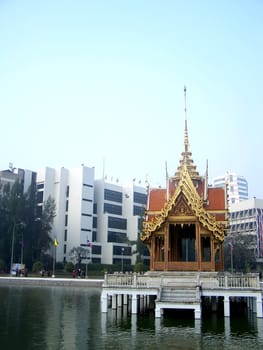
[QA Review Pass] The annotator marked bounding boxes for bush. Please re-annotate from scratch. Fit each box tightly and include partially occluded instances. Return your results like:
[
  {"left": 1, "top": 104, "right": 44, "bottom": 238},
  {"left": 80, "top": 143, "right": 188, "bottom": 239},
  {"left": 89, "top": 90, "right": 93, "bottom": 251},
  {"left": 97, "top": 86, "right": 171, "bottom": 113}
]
[
  {"left": 32, "top": 261, "right": 43, "bottom": 273},
  {"left": 64, "top": 262, "right": 74, "bottom": 273},
  {"left": 0, "top": 259, "right": 6, "bottom": 272},
  {"left": 134, "top": 262, "right": 147, "bottom": 273}
]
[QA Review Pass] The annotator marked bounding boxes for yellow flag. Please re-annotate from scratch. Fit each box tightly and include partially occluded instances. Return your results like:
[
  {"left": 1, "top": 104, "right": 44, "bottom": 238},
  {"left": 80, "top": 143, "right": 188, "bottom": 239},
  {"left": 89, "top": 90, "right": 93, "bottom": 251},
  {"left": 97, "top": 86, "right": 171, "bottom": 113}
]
[{"left": 54, "top": 238, "right": 58, "bottom": 247}]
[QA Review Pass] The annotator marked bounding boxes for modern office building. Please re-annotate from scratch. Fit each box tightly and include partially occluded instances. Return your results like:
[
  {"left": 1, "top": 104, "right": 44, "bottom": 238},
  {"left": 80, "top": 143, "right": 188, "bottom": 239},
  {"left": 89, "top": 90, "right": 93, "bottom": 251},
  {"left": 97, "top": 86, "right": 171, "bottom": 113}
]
[
  {"left": 212, "top": 172, "right": 248, "bottom": 204},
  {"left": 228, "top": 198, "right": 263, "bottom": 260},
  {"left": 93, "top": 179, "right": 148, "bottom": 266},
  {"left": 36, "top": 166, "right": 148, "bottom": 266},
  {"left": 0, "top": 166, "right": 36, "bottom": 194},
  {"left": 36, "top": 165, "right": 95, "bottom": 263}
]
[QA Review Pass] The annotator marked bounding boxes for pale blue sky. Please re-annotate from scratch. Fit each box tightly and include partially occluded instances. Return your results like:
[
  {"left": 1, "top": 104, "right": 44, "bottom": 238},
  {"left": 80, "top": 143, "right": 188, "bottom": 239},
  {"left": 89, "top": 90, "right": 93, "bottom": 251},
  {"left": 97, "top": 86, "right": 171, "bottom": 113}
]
[{"left": 1, "top": 0, "right": 263, "bottom": 197}]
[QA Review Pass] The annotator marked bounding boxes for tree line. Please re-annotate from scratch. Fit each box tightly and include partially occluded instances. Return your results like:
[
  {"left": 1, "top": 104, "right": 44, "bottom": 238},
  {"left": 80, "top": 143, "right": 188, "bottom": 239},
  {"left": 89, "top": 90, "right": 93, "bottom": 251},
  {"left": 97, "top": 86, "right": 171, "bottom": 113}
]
[{"left": 0, "top": 180, "right": 55, "bottom": 272}]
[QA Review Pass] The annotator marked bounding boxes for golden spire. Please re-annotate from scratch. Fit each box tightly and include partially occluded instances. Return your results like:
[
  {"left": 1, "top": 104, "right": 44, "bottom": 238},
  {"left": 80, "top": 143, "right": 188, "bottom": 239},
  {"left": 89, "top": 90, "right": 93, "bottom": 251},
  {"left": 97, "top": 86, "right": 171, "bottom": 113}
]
[{"left": 173, "top": 86, "right": 200, "bottom": 181}]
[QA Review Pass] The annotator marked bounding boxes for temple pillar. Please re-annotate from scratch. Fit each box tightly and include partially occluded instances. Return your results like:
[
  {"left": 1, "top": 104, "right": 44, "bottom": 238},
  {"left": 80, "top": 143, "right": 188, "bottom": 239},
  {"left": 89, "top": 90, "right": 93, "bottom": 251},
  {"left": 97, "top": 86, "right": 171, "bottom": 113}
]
[{"left": 224, "top": 295, "right": 230, "bottom": 317}]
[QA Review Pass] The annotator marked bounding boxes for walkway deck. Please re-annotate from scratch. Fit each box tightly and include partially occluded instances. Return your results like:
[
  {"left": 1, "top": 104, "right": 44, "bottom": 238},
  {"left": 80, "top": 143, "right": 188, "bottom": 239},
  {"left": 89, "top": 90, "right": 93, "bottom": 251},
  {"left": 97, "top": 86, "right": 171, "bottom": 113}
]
[{"left": 101, "top": 271, "right": 263, "bottom": 319}]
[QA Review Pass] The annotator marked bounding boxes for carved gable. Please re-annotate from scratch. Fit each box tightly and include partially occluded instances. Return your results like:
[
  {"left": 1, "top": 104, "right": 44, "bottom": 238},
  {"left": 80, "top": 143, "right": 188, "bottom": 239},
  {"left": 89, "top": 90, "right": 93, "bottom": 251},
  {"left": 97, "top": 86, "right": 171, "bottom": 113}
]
[{"left": 172, "top": 194, "right": 193, "bottom": 217}]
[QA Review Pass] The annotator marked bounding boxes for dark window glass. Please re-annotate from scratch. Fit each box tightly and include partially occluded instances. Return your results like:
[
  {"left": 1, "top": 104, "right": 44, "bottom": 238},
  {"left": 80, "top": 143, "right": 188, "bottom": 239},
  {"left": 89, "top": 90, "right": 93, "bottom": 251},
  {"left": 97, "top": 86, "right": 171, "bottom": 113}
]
[
  {"left": 113, "top": 246, "right": 131, "bottom": 255},
  {"left": 104, "top": 203, "right": 122, "bottom": 215},
  {"left": 37, "top": 191, "right": 43, "bottom": 203},
  {"left": 108, "top": 216, "right": 127, "bottom": 230},
  {"left": 133, "top": 205, "right": 145, "bottom": 216},
  {"left": 133, "top": 192, "right": 147, "bottom": 204},
  {"left": 108, "top": 231, "right": 126, "bottom": 243},
  {"left": 104, "top": 189, "right": 122, "bottom": 203},
  {"left": 66, "top": 186, "right": 69, "bottom": 197},
  {"left": 92, "top": 231, "right": 97, "bottom": 241},
  {"left": 93, "top": 217, "right": 97, "bottom": 228},
  {"left": 64, "top": 244, "right": 67, "bottom": 254},
  {"left": 92, "top": 245, "right": 101, "bottom": 254},
  {"left": 37, "top": 183, "right": 44, "bottom": 189},
  {"left": 64, "top": 230, "right": 67, "bottom": 241},
  {"left": 66, "top": 200, "right": 69, "bottom": 212},
  {"left": 93, "top": 203, "right": 97, "bottom": 214},
  {"left": 65, "top": 215, "right": 68, "bottom": 226}
]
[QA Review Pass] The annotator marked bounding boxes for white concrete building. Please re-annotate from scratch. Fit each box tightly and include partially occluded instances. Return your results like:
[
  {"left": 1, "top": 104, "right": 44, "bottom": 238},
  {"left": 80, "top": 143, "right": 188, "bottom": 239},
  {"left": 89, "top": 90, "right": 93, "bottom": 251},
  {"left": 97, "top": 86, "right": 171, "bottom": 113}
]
[
  {"left": 93, "top": 179, "right": 147, "bottom": 266},
  {"left": 37, "top": 165, "right": 95, "bottom": 263},
  {"left": 213, "top": 172, "right": 248, "bottom": 204},
  {"left": 229, "top": 198, "right": 263, "bottom": 260},
  {"left": 0, "top": 167, "right": 36, "bottom": 194}
]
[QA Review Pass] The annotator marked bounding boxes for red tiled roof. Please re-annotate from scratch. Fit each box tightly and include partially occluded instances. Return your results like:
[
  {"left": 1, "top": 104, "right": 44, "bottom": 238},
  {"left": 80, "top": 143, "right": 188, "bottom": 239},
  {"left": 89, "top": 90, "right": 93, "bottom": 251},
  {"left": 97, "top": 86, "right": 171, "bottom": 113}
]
[
  {"left": 148, "top": 189, "right": 166, "bottom": 211},
  {"left": 207, "top": 187, "right": 225, "bottom": 210}
]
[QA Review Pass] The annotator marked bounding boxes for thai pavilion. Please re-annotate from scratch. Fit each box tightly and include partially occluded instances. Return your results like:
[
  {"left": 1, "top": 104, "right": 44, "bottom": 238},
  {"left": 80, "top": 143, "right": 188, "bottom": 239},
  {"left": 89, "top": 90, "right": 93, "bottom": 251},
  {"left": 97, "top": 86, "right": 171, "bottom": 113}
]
[{"left": 141, "top": 88, "right": 228, "bottom": 272}]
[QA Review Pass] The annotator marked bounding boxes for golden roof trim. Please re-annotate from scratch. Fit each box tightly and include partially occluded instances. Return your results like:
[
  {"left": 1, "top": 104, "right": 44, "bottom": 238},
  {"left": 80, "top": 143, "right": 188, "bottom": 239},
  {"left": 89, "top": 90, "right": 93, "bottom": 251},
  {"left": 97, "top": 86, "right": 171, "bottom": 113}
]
[{"left": 142, "top": 164, "right": 226, "bottom": 242}]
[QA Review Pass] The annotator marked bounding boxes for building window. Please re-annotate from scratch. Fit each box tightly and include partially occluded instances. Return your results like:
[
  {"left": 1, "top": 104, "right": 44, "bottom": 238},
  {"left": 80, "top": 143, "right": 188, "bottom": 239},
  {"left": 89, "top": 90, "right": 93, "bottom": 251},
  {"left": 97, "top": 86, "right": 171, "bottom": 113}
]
[
  {"left": 37, "top": 183, "right": 44, "bottom": 189},
  {"left": 66, "top": 186, "right": 69, "bottom": 197},
  {"left": 113, "top": 246, "right": 131, "bottom": 255},
  {"left": 64, "top": 244, "right": 67, "bottom": 254},
  {"left": 104, "top": 189, "right": 122, "bottom": 203},
  {"left": 65, "top": 215, "right": 68, "bottom": 226},
  {"left": 66, "top": 200, "right": 69, "bottom": 212},
  {"left": 93, "top": 203, "right": 97, "bottom": 214},
  {"left": 133, "top": 192, "right": 147, "bottom": 205},
  {"left": 64, "top": 230, "right": 67, "bottom": 241},
  {"left": 108, "top": 231, "right": 126, "bottom": 243},
  {"left": 92, "top": 245, "right": 101, "bottom": 254},
  {"left": 108, "top": 216, "right": 127, "bottom": 230},
  {"left": 104, "top": 203, "right": 122, "bottom": 215},
  {"left": 133, "top": 205, "right": 145, "bottom": 216},
  {"left": 37, "top": 191, "right": 43, "bottom": 204},
  {"left": 93, "top": 217, "right": 97, "bottom": 228}
]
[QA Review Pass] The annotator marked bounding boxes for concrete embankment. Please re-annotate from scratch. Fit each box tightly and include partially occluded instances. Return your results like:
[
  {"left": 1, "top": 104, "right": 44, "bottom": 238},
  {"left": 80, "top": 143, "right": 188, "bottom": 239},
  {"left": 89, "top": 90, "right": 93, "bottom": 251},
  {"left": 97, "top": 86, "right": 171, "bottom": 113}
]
[{"left": 0, "top": 276, "right": 104, "bottom": 287}]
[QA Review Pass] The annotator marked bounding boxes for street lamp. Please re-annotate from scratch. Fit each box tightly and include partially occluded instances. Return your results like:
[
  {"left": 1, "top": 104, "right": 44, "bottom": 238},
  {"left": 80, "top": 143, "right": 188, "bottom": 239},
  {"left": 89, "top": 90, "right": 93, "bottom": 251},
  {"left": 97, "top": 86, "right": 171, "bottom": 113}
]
[
  {"left": 121, "top": 247, "right": 124, "bottom": 273},
  {"left": 10, "top": 222, "right": 25, "bottom": 276}
]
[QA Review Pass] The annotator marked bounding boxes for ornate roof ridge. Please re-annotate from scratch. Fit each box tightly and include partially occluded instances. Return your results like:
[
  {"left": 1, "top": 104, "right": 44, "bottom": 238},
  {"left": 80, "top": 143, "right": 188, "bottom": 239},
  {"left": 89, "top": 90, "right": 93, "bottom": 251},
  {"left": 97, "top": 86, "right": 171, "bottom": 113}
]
[{"left": 142, "top": 164, "right": 225, "bottom": 242}]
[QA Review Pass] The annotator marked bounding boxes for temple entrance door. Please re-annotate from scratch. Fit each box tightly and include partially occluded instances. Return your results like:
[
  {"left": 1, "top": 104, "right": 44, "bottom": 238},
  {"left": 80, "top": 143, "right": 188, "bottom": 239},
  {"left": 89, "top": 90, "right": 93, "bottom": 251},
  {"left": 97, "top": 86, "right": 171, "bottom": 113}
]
[{"left": 169, "top": 223, "right": 196, "bottom": 262}]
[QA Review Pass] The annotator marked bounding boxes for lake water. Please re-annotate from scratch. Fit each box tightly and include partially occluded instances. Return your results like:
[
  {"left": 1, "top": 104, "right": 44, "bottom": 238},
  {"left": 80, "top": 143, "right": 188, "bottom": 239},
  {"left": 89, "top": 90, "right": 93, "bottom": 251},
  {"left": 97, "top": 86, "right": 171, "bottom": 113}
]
[{"left": 0, "top": 285, "right": 263, "bottom": 350}]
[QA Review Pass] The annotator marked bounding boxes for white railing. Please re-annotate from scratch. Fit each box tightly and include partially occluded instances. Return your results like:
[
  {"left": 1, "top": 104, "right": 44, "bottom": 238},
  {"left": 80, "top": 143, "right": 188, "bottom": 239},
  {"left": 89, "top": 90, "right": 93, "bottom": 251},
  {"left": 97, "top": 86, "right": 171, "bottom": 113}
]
[
  {"left": 216, "top": 273, "right": 259, "bottom": 289},
  {"left": 103, "top": 272, "right": 261, "bottom": 290}
]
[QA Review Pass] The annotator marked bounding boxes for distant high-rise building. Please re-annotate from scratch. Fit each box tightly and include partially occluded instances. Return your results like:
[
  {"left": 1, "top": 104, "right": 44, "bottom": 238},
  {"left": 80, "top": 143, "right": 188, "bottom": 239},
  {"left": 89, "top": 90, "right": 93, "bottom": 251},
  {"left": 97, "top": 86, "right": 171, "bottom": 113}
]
[
  {"left": 37, "top": 165, "right": 95, "bottom": 263},
  {"left": 93, "top": 179, "right": 148, "bottom": 266},
  {"left": 0, "top": 167, "right": 36, "bottom": 194},
  {"left": 36, "top": 166, "right": 148, "bottom": 266},
  {"left": 228, "top": 198, "right": 263, "bottom": 260},
  {"left": 212, "top": 173, "right": 248, "bottom": 204}
]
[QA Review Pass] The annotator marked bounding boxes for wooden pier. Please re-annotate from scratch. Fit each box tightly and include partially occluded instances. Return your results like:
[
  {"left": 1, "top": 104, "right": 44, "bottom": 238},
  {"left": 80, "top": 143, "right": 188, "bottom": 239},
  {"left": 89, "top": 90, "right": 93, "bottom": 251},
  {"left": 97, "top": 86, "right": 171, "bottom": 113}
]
[{"left": 101, "top": 271, "right": 263, "bottom": 319}]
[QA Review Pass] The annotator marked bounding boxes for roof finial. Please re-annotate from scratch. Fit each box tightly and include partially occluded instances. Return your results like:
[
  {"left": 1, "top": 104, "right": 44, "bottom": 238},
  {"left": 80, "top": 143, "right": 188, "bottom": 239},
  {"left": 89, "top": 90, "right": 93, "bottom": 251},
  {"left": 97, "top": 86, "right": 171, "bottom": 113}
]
[
  {"left": 184, "top": 86, "right": 189, "bottom": 152},
  {"left": 173, "top": 86, "right": 200, "bottom": 180}
]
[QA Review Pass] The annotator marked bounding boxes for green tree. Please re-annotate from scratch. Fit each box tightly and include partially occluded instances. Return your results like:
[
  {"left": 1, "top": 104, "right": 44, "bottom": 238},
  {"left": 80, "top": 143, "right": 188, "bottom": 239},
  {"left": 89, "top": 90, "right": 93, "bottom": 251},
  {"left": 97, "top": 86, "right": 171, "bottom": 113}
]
[
  {"left": 0, "top": 181, "right": 56, "bottom": 270},
  {"left": 224, "top": 234, "right": 257, "bottom": 272},
  {"left": 68, "top": 246, "right": 89, "bottom": 268}
]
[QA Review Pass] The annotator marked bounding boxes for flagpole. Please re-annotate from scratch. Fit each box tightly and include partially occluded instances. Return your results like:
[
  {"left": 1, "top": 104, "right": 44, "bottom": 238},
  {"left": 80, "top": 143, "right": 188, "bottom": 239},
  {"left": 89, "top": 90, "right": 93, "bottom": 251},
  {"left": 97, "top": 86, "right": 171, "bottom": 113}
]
[{"left": 52, "top": 238, "right": 58, "bottom": 278}]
